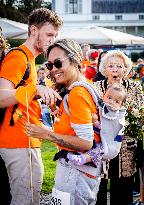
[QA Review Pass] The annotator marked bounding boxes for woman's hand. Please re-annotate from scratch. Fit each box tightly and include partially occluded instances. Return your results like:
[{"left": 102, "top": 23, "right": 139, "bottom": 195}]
[
  {"left": 26, "top": 123, "right": 52, "bottom": 139},
  {"left": 36, "top": 85, "right": 62, "bottom": 106},
  {"left": 26, "top": 123, "right": 93, "bottom": 150}
]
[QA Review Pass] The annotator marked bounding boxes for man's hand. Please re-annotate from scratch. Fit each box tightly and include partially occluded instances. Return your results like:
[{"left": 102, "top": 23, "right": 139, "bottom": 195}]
[{"left": 36, "top": 85, "right": 62, "bottom": 105}]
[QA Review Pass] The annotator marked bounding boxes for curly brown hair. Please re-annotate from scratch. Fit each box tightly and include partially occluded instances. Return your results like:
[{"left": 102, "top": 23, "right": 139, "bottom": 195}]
[{"left": 28, "top": 8, "right": 63, "bottom": 36}]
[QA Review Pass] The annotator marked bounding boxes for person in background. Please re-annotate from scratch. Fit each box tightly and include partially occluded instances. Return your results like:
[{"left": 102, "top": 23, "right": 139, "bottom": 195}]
[
  {"left": 26, "top": 39, "right": 102, "bottom": 205},
  {"left": 94, "top": 50, "right": 143, "bottom": 205},
  {"left": 37, "top": 66, "right": 47, "bottom": 86},
  {"left": 126, "top": 68, "right": 136, "bottom": 80},
  {"left": 37, "top": 65, "right": 53, "bottom": 87},
  {"left": 0, "top": 27, "right": 11, "bottom": 205},
  {"left": 37, "top": 66, "right": 53, "bottom": 127},
  {"left": 85, "top": 49, "right": 99, "bottom": 81},
  {"left": 0, "top": 8, "right": 62, "bottom": 205},
  {"left": 140, "top": 66, "right": 144, "bottom": 82},
  {"left": 137, "top": 58, "right": 144, "bottom": 78},
  {"left": 81, "top": 43, "right": 91, "bottom": 75},
  {"left": 94, "top": 50, "right": 107, "bottom": 82},
  {"left": 0, "top": 27, "right": 10, "bottom": 61}
]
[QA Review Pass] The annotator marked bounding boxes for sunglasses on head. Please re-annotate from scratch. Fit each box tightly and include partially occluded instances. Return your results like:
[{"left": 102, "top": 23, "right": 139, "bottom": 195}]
[{"left": 45, "top": 54, "right": 74, "bottom": 71}]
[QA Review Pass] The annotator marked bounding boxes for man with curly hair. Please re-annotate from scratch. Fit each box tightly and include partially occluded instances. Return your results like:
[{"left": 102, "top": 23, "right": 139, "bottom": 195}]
[{"left": 0, "top": 8, "right": 62, "bottom": 205}]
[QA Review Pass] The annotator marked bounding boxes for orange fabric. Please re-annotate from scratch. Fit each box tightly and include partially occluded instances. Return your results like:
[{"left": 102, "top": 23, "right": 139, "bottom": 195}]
[
  {"left": 80, "top": 171, "right": 97, "bottom": 179},
  {"left": 81, "top": 59, "right": 90, "bottom": 76},
  {"left": 81, "top": 59, "right": 90, "bottom": 69},
  {"left": 0, "top": 45, "right": 42, "bottom": 148},
  {"left": 54, "top": 86, "right": 100, "bottom": 151},
  {"left": 45, "top": 78, "right": 53, "bottom": 88}
]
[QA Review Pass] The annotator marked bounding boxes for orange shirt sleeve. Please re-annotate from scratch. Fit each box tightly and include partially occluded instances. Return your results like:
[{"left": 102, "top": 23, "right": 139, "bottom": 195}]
[
  {"left": 68, "top": 86, "right": 96, "bottom": 125},
  {"left": 0, "top": 50, "right": 27, "bottom": 87}
]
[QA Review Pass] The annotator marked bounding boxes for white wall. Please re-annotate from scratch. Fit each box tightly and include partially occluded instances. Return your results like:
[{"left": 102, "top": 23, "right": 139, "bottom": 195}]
[{"left": 52, "top": 0, "right": 144, "bottom": 36}]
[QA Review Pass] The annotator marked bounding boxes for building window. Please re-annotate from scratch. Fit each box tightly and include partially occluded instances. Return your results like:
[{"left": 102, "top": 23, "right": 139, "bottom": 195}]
[
  {"left": 65, "top": 0, "right": 82, "bottom": 14},
  {"left": 93, "top": 15, "right": 100, "bottom": 20},
  {"left": 139, "top": 15, "right": 144, "bottom": 20},
  {"left": 115, "top": 15, "right": 122, "bottom": 21}
]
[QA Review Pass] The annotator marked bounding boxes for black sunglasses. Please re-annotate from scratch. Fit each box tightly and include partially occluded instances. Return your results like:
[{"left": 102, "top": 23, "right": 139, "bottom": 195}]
[
  {"left": 45, "top": 54, "right": 75, "bottom": 71},
  {"left": 45, "top": 56, "right": 71, "bottom": 71},
  {"left": 45, "top": 59, "right": 63, "bottom": 71}
]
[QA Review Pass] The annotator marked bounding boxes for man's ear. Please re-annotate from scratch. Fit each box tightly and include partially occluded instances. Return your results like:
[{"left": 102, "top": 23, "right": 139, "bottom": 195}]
[{"left": 29, "top": 25, "right": 38, "bottom": 36}]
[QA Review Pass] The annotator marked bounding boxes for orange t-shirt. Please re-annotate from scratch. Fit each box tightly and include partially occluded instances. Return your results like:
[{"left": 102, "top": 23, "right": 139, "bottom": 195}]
[
  {"left": 0, "top": 45, "right": 42, "bottom": 148},
  {"left": 54, "top": 86, "right": 100, "bottom": 151}
]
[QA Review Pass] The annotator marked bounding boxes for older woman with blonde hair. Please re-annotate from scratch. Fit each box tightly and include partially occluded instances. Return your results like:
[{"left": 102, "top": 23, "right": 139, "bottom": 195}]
[{"left": 94, "top": 50, "right": 144, "bottom": 205}]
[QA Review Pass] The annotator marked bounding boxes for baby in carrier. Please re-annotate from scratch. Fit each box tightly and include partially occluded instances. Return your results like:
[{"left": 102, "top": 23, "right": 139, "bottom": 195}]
[{"left": 67, "top": 83, "right": 127, "bottom": 167}]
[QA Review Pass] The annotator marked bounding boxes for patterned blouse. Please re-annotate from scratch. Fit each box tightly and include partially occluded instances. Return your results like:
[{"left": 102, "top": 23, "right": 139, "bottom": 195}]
[{"left": 94, "top": 79, "right": 144, "bottom": 177}]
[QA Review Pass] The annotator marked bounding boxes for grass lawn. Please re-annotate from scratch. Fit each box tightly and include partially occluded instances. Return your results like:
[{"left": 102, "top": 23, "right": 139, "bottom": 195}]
[{"left": 41, "top": 140, "right": 57, "bottom": 193}]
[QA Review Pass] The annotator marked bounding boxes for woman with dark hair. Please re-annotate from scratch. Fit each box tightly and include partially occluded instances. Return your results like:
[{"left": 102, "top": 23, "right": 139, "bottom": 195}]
[{"left": 26, "top": 39, "right": 102, "bottom": 205}]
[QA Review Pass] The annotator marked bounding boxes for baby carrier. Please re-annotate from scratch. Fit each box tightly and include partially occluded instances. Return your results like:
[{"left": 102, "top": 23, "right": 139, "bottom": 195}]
[{"left": 62, "top": 81, "right": 126, "bottom": 160}]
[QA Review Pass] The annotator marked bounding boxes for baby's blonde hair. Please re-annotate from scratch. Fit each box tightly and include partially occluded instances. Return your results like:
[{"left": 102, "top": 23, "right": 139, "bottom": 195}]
[{"left": 107, "top": 83, "right": 127, "bottom": 102}]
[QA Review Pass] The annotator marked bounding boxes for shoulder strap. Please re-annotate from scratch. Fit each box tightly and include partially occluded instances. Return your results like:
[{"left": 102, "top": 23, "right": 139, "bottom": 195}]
[
  {"left": 100, "top": 79, "right": 108, "bottom": 94},
  {"left": 0, "top": 50, "right": 6, "bottom": 66},
  {"left": 5, "top": 47, "right": 30, "bottom": 88},
  {"left": 7, "top": 47, "right": 30, "bottom": 126},
  {"left": 63, "top": 81, "right": 103, "bottom": 116},
  {"left": 0, "top": 47, "right": 31, "bottom": 126}
]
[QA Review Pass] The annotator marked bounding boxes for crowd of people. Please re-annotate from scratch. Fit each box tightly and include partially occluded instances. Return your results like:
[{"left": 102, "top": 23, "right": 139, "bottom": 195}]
[{"left": 0, "top": 7, "right": 144, "bottom": 205}]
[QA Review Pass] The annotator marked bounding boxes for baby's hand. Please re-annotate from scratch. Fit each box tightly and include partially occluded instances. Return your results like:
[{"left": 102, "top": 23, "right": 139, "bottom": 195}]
[{"left": 92, "top": 113, "right": 100, "bottom": 128}]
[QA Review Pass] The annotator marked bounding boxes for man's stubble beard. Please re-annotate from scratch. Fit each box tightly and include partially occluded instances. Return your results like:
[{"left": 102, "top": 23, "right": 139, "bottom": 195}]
[{"left": 34, "top": 34, "right": 43, "bottom": 53}]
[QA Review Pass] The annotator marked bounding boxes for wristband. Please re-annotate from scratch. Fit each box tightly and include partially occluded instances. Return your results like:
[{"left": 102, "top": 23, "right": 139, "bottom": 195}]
[{"left": 15, "top": 83, "right": 37, "bottom": 106}]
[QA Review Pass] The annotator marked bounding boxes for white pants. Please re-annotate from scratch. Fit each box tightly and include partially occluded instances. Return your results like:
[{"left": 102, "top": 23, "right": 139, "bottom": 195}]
[
  {"left": 54, "top": 158, "right": 101, "bottom": 205},
  {"left": 0, "top": 148, "right": 44, "bottom": 205}
]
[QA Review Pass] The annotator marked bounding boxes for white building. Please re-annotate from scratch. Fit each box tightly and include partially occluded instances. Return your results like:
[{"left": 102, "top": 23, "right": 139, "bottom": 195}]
[{"left": 52, "top": 0, "right": 144, "bottom": 37}]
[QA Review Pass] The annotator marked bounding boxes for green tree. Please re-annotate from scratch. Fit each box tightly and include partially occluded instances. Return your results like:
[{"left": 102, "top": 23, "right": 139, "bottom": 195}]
[
  {"left": 131, "top": 52, "right": 140, "bottom": 62},
  {"left": 18, "top": 0, "right": 51, "bottom": 16},
  {"left": 5, "top": 0, "right": 16, "bottom": 6},
  {"left": 42, "top": 1, "right": 51, "bottom": 9},
  {"left": 140, "top": 51, "right": 144, "bottom": 59},
  {"left": 0, "top": 0, "right": 52, "bottom": 23},
  {"left": 18, "top": 0, "right": 42, "bottom": 15}
]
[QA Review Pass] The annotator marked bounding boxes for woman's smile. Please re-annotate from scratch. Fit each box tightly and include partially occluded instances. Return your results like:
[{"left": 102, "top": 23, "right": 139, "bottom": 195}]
[{"left": 54, "top": 72, "right": 63, "bottom": 81}]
